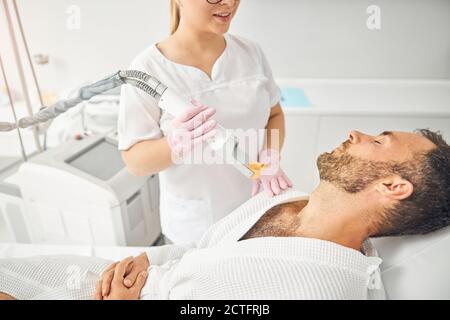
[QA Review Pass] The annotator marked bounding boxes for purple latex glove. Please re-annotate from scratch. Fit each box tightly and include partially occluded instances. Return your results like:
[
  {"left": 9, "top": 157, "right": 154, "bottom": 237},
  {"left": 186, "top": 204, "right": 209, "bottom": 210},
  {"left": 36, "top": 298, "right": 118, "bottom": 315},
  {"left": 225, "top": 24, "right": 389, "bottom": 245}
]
[
  {"left": 251, "top": 148, "right": 294, "bottom": 197},
  {"left": 167, "top": 100, "right": 217, "bottom": 161}
]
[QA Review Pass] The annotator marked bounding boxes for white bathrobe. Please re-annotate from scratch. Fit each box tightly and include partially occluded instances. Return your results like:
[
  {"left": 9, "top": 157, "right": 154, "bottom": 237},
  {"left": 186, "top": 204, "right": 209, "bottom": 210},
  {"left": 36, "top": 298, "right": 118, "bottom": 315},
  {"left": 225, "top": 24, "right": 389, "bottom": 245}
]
[{"left": 0, "top": 189, "right": 385, "bottom": 300}]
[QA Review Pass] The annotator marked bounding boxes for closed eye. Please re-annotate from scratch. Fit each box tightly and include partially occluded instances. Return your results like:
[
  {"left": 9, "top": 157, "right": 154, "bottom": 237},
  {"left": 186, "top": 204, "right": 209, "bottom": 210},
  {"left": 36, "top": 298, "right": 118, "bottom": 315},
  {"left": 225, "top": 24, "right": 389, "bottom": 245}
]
[{"left": 374, "top": 140, "right": 382, "bottom": 145}]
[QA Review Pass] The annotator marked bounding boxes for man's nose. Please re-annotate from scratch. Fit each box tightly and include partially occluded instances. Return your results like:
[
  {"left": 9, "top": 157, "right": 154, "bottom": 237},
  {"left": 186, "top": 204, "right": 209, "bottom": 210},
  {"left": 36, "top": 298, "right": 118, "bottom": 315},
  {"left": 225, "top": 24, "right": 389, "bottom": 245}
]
[{"left": 348, "top": 130, "right": 368, "bottom": 144}]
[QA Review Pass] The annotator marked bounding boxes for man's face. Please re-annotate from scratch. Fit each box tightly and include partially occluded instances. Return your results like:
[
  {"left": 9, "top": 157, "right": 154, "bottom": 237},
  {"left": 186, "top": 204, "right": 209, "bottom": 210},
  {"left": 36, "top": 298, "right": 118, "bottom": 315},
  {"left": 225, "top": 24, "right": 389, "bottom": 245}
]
[{"left": 317, "top": 131, "right": 436, "bottom": 193}]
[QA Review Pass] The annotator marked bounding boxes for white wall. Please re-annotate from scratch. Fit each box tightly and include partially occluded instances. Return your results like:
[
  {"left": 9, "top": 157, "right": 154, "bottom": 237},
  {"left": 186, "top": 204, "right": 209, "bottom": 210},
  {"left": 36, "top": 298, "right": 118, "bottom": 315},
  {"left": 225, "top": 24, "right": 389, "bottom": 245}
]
[
  {"left": 9, "top": 0, "right": 170, "bottom": 93},
  {"left": 7, "top": 0, "right": 450, "bottom": 93},
  {"left": 235, "top": 0, "right": 450, "bottom": 79}
]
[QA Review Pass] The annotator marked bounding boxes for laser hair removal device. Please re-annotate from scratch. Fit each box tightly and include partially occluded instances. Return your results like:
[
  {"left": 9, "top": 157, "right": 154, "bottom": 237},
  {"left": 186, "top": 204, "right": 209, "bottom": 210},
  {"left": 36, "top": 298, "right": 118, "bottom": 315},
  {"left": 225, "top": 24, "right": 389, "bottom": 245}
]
[{"left": 0, "top": 70, "right": 265, "bottom": 179}]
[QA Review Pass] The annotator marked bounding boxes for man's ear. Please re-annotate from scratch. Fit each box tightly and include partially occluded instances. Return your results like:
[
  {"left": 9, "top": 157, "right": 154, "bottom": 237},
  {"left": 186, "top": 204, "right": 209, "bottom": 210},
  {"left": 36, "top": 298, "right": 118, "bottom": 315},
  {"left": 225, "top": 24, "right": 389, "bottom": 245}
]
[{"left": 375, "top": 176, "right": 414, "bottom": 201}]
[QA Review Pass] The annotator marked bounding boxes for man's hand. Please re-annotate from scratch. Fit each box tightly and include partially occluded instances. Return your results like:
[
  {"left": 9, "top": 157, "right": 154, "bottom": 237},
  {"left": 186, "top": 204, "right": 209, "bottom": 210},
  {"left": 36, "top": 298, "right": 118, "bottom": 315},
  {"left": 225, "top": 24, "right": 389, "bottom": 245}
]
[
  {"left": 95, "top": 257, "right": 148, "bottom": 300},
  {"left": 95, "top": 253, "right": 150, "bottom": 300}
]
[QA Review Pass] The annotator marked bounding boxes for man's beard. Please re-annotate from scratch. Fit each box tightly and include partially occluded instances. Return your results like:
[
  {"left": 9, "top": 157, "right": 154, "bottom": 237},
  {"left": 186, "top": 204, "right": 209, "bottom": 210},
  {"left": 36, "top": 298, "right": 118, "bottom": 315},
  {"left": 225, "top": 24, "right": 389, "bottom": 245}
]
[{"left": 317, "top": 144, "right": 395, "bottom": 193}]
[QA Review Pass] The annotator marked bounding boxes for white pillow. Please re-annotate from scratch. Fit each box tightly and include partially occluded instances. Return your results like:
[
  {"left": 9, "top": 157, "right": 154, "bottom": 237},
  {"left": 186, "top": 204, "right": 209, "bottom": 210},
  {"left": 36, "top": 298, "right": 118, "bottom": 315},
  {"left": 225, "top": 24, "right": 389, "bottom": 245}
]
[{"left": 372, "top": 225, "right": 450, "bottom": 300}]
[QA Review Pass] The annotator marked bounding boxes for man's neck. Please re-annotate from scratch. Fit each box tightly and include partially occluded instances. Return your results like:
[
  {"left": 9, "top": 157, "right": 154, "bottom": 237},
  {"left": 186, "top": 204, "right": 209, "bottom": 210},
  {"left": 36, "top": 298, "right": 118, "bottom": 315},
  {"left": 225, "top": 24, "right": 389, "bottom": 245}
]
[{"left": 294, "top": 182, "right": 374, "bottom": 251}]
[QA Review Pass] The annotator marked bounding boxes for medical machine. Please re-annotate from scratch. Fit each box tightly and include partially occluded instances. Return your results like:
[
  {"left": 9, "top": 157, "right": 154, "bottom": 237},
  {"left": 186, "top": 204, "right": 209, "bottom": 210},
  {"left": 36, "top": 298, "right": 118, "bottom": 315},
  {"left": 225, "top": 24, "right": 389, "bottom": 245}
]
[
  {"left": 0, "top": 175, "right": 30, "bottom": 243},
  {"left": 0, "top": 70, "right": 266, "bottom": 180},
  {"left": 6, "top": 132, "right": 161, "bottom": 246}
]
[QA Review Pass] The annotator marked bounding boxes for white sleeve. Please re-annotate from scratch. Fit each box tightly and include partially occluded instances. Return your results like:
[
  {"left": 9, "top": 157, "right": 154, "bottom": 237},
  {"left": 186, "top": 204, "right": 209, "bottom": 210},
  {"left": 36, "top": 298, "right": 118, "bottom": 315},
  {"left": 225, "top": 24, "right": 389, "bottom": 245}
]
[
  {"left": 117, "top": 58, "right": 164, "bottom": 151},
  {"left": 140, "top": 243, "right": 197, "bottom": 300},
  {"left": 256, "top": 44, "right": 281, "bottom": 108}
]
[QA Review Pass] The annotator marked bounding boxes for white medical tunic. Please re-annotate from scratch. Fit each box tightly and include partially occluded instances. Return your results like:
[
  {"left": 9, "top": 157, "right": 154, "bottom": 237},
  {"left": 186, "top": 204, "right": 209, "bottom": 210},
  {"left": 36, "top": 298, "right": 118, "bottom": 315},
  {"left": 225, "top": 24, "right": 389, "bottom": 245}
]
[{"left": 117, "top": 34, "right": 281, "bottom": 244}]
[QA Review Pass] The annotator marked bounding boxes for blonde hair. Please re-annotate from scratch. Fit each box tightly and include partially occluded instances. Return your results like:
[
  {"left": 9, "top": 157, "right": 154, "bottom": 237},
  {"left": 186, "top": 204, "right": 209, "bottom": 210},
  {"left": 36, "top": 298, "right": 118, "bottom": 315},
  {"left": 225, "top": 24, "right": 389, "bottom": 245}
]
[{"left": 170, "top": 0, "right": 181, "bottom": 35}]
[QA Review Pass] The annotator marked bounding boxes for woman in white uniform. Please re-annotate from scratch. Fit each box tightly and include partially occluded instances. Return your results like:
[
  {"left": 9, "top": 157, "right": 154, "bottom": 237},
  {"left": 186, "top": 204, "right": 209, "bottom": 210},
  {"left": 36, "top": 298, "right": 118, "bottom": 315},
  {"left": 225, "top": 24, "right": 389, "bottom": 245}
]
[{"left": 118, "top": 0, "right": 293, "bottom": 244}]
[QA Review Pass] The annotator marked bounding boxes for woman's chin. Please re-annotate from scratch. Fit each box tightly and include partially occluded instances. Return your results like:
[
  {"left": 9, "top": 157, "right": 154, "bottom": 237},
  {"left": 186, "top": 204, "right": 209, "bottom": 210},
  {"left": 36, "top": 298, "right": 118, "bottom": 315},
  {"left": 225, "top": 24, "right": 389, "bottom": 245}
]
[
  {"left": 211, "top": 25, "right": 231, "bottom": 36},
  {"left": 208, "top": 21, "right": 232, "bottom": 34}
]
